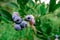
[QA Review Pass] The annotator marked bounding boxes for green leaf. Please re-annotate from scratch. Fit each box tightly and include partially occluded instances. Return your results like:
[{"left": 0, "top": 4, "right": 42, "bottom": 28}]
[
  {"left": 0, "top": 0, "right": 11, "bottom": 2},
  {"left": 49, "top": 0, "right": 56, "bottom": 12},
  {"left": 3, "top": 2, "right": 19, "bottom": 12},
  {"left": 40, "top": 4, "right": 46, "bottom": 15},
  {"left": 36, "top": 3, "right": 46, "bottom": 15},
  {"left": 0, "top": 9, "right": 12, "bottom": 21},
  {"left": 17, "top": 0, "right": 29, "bottom": 5},
  {"left": 27, "top": 0, "right": 35, "bottom": 8},
  {"left": 2, "top": 16, "right": 9, "bottom": 23},
  {"left": 19, "top": 10, "right": 26, "bottom": 17},
  {"left": 45, "top": 23, "right": 52, "bottom": 36},
  {"left": 6, "top": 2, "right": 18, "bottom": 8},
  {"left": 53, "top": 3, "right": 60, "bottom": 12},
  {"left": 0, "top": 13, "right": 1, "bottom": 22}
]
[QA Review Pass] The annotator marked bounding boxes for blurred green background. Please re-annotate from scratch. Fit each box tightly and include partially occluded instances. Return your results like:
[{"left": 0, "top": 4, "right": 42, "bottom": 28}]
[{"left": 0, "top": 0, "right": 60, "bottom": 40}]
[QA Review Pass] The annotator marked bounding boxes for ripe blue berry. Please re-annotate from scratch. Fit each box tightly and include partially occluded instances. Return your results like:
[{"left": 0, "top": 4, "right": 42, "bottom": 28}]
[
  {"left": 12, "top": 12, "right": 19, "bottom": 19},
  {"left": 13, "top": 16, "right": 22, "bottom": 24},
  {"left": 12, "top": 12, "right": 22, "bottom": 24},
  {"left": 14, "top": 23, "right": 21, "bottom": 31},
  {"left": 20, "top": 21, "right": 27, "bottom": 29},
  {"left": 25, "top": 15, "right": 33, "bottom": 21},
  {"left": 25, "top": 15, "right": 35, "bottom": 25}
]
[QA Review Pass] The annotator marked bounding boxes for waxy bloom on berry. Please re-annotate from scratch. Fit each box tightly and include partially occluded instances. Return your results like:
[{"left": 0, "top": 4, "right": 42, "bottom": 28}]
[
  {"left": 12, "top": 12, "right": 19, "bottom": 19},
  {"left": 13, "top": 16, "right": 22, "bottom": 24},
  {"left": 14, "top": 23, "right": 21, "bottom": 31},
  {"left": 12, "top": 12, "right": 22, "bottom": 24},
  {"left": 25, "top": 15, "right": 35, "bottom": 25},
  {"left": 20, "top": 21, "right": 27, "bottom": 28}
]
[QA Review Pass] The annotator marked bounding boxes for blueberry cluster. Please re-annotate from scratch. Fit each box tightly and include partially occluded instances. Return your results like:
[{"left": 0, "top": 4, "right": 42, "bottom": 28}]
[
  {"left": 12, "top": 12, "right": 35, "bottom": 31},
  {"left": 12, "top": 12, "right": 27, "bottom": 31}
]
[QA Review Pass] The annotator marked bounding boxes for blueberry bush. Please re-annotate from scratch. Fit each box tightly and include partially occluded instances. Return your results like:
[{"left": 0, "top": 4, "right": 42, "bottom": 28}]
[{"left": 0, "top": 0, "right": 60, "bottom": 40}]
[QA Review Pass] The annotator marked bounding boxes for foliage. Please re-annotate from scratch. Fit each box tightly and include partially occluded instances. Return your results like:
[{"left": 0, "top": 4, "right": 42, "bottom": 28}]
[{"left": 0, "top": 0, "right": 60, "bottom": 40}]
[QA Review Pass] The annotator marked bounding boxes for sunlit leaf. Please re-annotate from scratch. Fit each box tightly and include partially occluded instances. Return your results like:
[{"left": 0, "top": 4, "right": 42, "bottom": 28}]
[{"left": 6, "top": 2, "right": 18, "bottom": 8}]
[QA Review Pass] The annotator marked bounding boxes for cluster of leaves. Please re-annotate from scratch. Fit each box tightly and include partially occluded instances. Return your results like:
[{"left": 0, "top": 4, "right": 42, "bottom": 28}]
[{"left": 0, "top": 0, "right": 60, "bottom": 40}]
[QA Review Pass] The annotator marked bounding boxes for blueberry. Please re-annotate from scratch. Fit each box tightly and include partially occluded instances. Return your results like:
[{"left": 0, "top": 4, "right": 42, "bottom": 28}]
[
  {"left": 25, "top": 15, "right": 35, "bottom": 25},
  {"left": 14, "top": 23, "right": 21, "bottom": 31},
  {"left": 12, "top": 12, "right": 19, "bottom": 19},
  {"left": 20, "top": 21, "right": 27, "bottom": 29},
  {"left": 12, "top": 12, "right": 22, "bottom": 24},
  {"left": 25, "top": 17, "right": 31, "bottom": 21},
  {"left": 13, "top": 16, "right": 22, "bottom": 24},
  {"left": 25, "top": 15, "right": 35, "bottom": 21}
]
